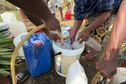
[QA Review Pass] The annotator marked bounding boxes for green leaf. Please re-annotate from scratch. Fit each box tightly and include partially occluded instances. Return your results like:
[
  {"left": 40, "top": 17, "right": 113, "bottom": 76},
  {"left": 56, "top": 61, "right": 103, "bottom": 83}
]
[
  {"left": 0, "top": 48, "right": 13, "bottom": 52},
  {"left": 0, "top": 60, "right": 10, "bottom": 65},
  {"left": 0, "top": 69, "right": 10, "bottom": 75}
]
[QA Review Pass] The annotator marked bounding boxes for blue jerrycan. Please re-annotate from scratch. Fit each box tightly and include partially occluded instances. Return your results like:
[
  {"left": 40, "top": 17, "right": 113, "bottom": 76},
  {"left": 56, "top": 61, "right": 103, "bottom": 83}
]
[{"left": 22, "top": 32, "right": 52, "bottom": 77}]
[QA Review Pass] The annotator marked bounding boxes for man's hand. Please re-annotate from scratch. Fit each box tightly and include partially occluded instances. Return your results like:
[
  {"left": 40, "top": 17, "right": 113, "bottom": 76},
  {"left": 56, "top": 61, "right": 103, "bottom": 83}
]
[
  {"left": 70, "top": 27, "right": 77, "bottom": 43},
  {"left": 96, "top": 51, "right": 118, "bottom": 77},
  {"left": 77, "top": 29, "right": 90, "bottom": 43},
  {"left": 45, "top": 16, "right": 61, "bottom": 31}
]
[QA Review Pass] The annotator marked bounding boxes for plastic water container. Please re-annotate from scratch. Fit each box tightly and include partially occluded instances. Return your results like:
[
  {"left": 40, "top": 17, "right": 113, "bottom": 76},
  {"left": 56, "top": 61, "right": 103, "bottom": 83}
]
[
  {"left": 8, "top": 21, "right": 27, "bottom": 37},
  {"left": 64, "top": 10, "right": 72, "bottom": 20},
  {"left": 0, "top": 12, "right": 17, "bottom": 23},
  {"left": 111, "top": 67, "right": 126, "bottom": 84},
  {"left": 0, "top": 22, "right": 9, "bottom": 32},
  {"left": 85, "top": 37, "right": 102, "bottom": 51},
  {"left": 61, "top": 26, "right": 71, "bottom": 38},
  {"left": 66, "top": 60, "right": 88, "bottom": 84},
  {"left": 22, "top": 32, "right": 52, "bottom": 76},
  {"left": 53, "top": 41, "right": 85, "bottom": 77},
  {"left": 13, "top": 33, "right": 28, "bottom": 59}
]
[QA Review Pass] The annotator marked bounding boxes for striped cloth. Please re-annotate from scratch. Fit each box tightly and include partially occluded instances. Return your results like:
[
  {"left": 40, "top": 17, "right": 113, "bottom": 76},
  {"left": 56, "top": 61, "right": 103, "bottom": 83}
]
[{"left": 74, "top": 0, "right": 122, "bottom": 20}]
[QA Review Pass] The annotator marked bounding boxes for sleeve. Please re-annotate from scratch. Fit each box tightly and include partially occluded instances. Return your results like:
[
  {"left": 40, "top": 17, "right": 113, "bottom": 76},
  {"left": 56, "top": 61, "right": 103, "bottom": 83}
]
[
  {"left": 74, "top": 0, "right": 83, "bottom": 20},
  {"left": 98, "top": 0, "right": 121, "bottom": 13}
]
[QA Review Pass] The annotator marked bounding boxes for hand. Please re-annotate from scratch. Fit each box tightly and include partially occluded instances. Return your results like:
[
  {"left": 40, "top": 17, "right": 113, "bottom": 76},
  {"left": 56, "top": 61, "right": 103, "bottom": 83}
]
[
  {"left": 45, "top": 16, "right": 61, "bottom": 31},
  {"left": 77, "top": 29, "right": 90, "bottom": 43},
  {"left": 37, "top": 28, "right": 60, "bottom": 41},
  {"left": 70, "top": 27, "right": 77, "bottom": 43},
  {"left": 96, "top": 51, "right": 118, "bottom": 78}
]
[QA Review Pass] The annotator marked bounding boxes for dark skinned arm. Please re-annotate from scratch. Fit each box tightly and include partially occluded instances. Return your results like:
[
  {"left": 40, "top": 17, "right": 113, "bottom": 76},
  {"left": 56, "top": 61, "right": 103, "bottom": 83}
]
[
  {"left": 78, "top": 11, "right": 112, "bottom": 43},
  {"left": 70, "top": 20, "right": 83, "bottom": 42},
  {"left": 96, "top": 0, "right": 126, "bottom": 77},
  {"left": 7, "top": 0, "right": 60, "bottom": 31}
]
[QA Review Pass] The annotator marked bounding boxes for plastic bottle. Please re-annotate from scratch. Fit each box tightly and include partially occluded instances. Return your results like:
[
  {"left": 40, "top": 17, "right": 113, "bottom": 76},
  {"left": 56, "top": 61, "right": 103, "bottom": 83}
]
[{"left": 85, "top": 37, "right": 102, "bottom": 51}]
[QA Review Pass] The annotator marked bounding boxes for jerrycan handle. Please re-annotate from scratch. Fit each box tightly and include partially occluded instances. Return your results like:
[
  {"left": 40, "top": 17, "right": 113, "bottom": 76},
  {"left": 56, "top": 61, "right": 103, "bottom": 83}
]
[{"left": 32, "top": 40, "right": 43, "bottom": 47}]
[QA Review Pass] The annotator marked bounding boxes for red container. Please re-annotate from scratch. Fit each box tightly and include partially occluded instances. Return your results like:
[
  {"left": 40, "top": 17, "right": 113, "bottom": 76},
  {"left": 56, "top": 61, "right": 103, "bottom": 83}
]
[
  {"left": 64, "top": 10, "right": 72, "bottom": 20},
  {"left": 122, "top": 61, "right": 126, "bottom": 67}
]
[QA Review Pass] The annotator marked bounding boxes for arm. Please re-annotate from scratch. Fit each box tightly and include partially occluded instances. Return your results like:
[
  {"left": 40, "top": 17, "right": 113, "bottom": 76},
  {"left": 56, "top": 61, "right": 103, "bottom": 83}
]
[
  {"left": 70, "top": 0, "right": 83, "bottom": 42},
  {"left": 106, "top": 2, "right": 126, "bottom": 55},
  {"left": 7, "top": 0, "right": 60, "bottom": 31},
  {"left": 85, "top": 12, "right": 112, "bottom": 33},
  {"left": 96, "top": 0, "right": 126, "bottom": 77},
  {"left": 77, "top": 11, "right": 112, "bottom": 43}
]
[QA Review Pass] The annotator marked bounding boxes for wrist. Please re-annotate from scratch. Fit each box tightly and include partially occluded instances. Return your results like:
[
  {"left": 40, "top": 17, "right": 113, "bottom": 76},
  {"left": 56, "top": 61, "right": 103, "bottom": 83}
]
[
  {"left": 85, "top": 28, "right": 91, "bottom": 34},
  {"left": 44, "top": 14, "right": 54, "bottom": 23}
]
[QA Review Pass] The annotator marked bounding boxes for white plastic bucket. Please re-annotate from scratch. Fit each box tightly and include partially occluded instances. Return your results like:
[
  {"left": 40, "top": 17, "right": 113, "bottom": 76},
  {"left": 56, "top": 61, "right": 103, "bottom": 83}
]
[
  {"left": 66, "top": 60, "right": 88, "bottom": 84},
  {"left": 53, "top": 41, "right": 85, "bottom": 77},
  {"left": 13, "top": 32, "right": 28, "bottom": 59},
  {"left": 8, "top": 21, "right": 27, "bottom": 37},
  {"left": 0, "top": 12, "right": 17, "bottom": 23},
  {"left": 111, "top": 67, "right": 126, "bottom": 84}
]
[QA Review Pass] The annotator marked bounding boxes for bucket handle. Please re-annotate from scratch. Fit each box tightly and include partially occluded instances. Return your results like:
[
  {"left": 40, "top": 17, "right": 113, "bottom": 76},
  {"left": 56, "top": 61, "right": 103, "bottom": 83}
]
[{"left": 54, "top": 52, "right": 62, "bottom": 56}]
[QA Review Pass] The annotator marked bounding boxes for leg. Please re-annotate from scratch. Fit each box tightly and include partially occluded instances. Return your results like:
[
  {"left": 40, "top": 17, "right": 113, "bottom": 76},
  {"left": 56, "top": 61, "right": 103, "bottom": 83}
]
[{"left": 58, "top": 7, "right": 64, "bottom": 21}]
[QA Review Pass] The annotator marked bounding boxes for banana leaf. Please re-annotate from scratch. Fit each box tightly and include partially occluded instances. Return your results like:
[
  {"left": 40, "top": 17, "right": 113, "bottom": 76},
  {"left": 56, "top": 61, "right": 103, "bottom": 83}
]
[
  {"left": 0, "top": 55, "right": 11, "bottom": 58},
  {"left": 0, "top": 30, "right": 13, "bottom": 76},
  {"left": 0, "top": 60, "right": 10, "bottom": 65},
  {"left": 0, "top": 69, "right": 10, "bottom": 75},
  {"left": 0, "top": 48, "right": 13, "bottom": 52},
  {"left": 0, "top": 40, "right": 13, "bottom": 47}
]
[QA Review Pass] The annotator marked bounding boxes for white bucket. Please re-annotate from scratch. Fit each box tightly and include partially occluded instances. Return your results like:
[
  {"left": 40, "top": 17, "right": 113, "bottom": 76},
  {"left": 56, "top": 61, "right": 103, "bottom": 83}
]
[
  {"left": 13, "top": 32, "right": 27, "bottom": 59},
  {"left": 111, "top": 67, "right": 126, "bottom": 84},
  {"left": 53, "top": 41, "right": 85, "bottom": 77},
  {"left": 8, "top": 21, "right": 27, "bottom": 37},
  {"left": 0, "top": 12, "right": 17, "bottom": 23}
]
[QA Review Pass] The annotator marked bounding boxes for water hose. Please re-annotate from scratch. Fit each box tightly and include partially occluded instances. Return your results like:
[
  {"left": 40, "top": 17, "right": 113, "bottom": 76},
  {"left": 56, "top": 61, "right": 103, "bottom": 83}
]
[{"left": 10, "top": 24, "right": 46, "bottom": 84}]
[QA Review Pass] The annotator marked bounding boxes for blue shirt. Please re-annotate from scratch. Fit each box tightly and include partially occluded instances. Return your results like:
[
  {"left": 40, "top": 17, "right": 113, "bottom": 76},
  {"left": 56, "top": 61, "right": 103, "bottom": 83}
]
[{"left": 74, "top": 0, "right": 122, "bottom": 20}]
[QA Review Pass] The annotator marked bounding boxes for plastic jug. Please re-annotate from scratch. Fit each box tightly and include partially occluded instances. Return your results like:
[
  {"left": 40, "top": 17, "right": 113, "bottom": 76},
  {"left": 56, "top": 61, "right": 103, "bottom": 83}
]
[
  {"left": 22, "top": 32, "right": 52, "bottom": 77},
  {"left": 0, "top": 12, "right": 17, "bottom": 23},
  {"left": 13, "top": 33, "right": 28, "bottom": 59},
  {"left": 0, "top": 22, "right": 9, "bottom": 32},
  {"left": 64, "top": 10, "right": 72, "bottom": 20},
  {"left": 111, "top": 67, "right": 126, "bottom": 84},
  {"left": 66, "top": 60, "right": 88, "bottom": 84},
  {"left": 85, "top": 37, "right": 102, "bottom": 51},
  {"left": 8, "top": 21, "right": 27, "bottom": 37},
  {"left": 53, "top": 41, "right": 85, "bottom": 77}
]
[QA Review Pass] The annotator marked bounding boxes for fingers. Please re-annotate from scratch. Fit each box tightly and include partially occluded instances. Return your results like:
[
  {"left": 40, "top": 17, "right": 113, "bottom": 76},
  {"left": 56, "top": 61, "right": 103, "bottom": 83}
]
[
  {"left": 96, "top": 58, "right": 117, "bottom": 78},
  {"left": 69, "top": 29, "right": 76, "bottom": 43},
  {"left": 77, "top": 31, "right": 89, "bottom": 43}
]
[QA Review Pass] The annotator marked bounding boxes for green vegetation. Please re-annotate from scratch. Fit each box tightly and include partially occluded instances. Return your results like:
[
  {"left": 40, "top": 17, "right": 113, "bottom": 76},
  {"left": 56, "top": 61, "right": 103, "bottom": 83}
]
[{"left": 0, "top": 30, "right": 13, "bottom": 76}]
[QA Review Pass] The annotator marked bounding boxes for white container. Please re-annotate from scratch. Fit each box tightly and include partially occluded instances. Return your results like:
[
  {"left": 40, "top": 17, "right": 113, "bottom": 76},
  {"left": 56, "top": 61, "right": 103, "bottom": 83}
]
[
  {"left": 66, "top": 60, "right": 88, "bottom": 84},
  {"left": 1, "top": 12, "right": 17, "bottom": 23},
  {"left": 53, "top": 41, "right": 85, "bottom": 77},
  {"left": 13, "top": 33, "right": 28, "bottom": 59},
  {"left": 0, "top": 22, "right": 9, "bottom": 31},
  {"left": 85, "top": 37, "right": 102, "bottom": 51},
  {"left": 8, "top": 21, "right": 27, "bottom": 37},
  {"left": 61, "top": 26, "right": 71, "bottom": 38},
  {"left": 111, "top": 67, "right": 126, "bottom": 84}
]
